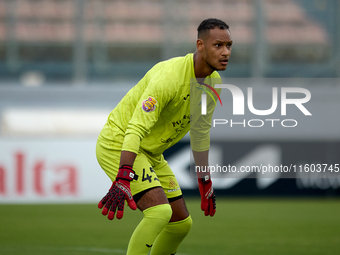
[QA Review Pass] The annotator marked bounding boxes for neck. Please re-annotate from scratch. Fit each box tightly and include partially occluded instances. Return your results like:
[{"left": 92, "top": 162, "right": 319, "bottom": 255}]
[{"left": 193, "top": 51, "right": 214, "bottom": 79}]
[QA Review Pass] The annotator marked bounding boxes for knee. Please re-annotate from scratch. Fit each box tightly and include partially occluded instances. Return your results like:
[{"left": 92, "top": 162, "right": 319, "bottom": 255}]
[
  {"left": 167, "top": 215, "right": 193, "bottom": 234},
  {"left": 143, "top": 204, "right": 173, "bottom": 223},
  {"left": 158, "top": 204, "right": 173, "bottom": 222},
  {"left": 180, "top": 215, "right": 193, "bottom": 233}
]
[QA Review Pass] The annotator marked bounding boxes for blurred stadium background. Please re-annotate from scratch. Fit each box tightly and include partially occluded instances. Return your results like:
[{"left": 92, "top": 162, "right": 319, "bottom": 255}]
[
  {"left": 1, "top": 0, "right": 340, "bottom": 82},
  {"left": 0, "top": 1, "right": 339, "bottom": 254},
  {"left": 0, "top": 0, "right": 339, "bottom": 200}
]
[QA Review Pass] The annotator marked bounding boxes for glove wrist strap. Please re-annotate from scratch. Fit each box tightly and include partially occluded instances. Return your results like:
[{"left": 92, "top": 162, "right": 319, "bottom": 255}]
[
  {"left": 196, "top": 167, "right": 211, "bottom": 183},
  {"left": 116, "top": 165, "right": 139, "bottom": 182},
  {"left": 198, "top": 175, "right": 211, "bottom": 184}
]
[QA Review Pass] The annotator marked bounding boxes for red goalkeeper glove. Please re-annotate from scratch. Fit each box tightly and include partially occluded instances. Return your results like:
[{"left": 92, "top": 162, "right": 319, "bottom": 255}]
[
  {"left": 98, "top": 165, "right": 138, "bottom": 220},
  {"left": 198, "top": 174, "right": 216, "bottom": 217}
]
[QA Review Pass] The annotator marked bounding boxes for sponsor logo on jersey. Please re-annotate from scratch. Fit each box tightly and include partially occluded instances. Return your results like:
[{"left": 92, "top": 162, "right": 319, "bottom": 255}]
[
  {"left": 167, "top": 178, "right": 179, "bottom": 193},
  {"left": 167, "top": 187, "right": 180, "bottom": 193},
  {"left": 142, "top": 96, "right": 157, "bottom": 112},
  {"left": 169, "top": 178, "right": 177, "bottom": 189},
  {"left": 161, "top": 137, "right": 174, "bottom": 143}
]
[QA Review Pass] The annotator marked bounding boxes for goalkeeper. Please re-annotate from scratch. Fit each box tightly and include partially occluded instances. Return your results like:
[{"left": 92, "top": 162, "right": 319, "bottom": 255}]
[{"left": 96, "top": 18, "right": 232, "bottom": 255}]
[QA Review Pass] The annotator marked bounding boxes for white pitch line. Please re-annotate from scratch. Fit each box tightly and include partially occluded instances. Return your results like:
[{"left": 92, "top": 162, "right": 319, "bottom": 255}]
[
  {"left": 70, "top": 247, "right": 126, "bottom": 253},
  {"left": 22, "top": 246, "right": 126, "bottom": 254},
  {"left": 1, "top": 245, "right": 192, "bottom": 255}
]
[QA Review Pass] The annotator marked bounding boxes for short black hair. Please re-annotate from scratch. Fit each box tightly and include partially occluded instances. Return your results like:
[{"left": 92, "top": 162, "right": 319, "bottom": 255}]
[{"left": 197, "top": 18, "right": 229, "bottom": 39}]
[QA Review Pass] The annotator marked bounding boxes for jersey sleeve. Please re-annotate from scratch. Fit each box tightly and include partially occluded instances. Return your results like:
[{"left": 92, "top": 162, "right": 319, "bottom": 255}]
[
  {"left": 190, "top": 75, "right": 222, "bottom": 152},
  {"left": 122, "top": 72, "right": 177, "bottom": 154}
]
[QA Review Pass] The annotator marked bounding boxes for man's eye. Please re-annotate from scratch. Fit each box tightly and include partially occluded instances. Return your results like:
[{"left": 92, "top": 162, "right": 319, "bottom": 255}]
[{"left": 215, "top": 44, "right": 221, "bottom": 48}]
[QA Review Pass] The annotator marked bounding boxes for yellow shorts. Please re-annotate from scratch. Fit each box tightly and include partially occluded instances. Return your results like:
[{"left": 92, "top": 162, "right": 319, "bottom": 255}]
[{"left": 96, "top": 139, "right": 182, "bottom": 201}]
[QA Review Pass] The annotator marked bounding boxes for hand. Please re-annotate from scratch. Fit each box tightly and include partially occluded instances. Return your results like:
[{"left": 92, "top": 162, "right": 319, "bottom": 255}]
[
  {"left": 198, "top": 175, "right": 216, "bottom": 217},
  {"left": 98, "top": 165, "right": 138, "bottom": 220}
]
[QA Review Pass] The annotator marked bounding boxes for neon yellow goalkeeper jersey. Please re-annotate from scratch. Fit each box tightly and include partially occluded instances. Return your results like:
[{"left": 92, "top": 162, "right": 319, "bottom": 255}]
[{"left": 98, "top": 53, "right": 221, "bottom": 157}]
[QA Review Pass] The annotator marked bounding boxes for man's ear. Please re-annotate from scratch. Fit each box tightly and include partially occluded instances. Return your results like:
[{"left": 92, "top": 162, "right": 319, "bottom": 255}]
[{"left": 196, "top": 39, "right": 204, "bottom": 52}]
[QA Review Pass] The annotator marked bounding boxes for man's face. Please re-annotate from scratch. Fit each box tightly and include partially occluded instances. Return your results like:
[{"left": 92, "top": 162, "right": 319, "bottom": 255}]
[{"left": 201, "top": 28, "right": 233, "bottom": 71}]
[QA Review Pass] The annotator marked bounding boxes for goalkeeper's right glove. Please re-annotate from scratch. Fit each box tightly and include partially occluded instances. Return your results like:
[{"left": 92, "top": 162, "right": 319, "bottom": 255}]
[
  {"left": 198, "top": 174, "right": 216, "bottom": 217},
  {"left": 98, "top": 165, "right": 138, "bottom": 220}
]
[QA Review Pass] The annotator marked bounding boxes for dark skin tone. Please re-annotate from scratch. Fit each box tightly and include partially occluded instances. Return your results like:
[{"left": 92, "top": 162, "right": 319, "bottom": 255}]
[
  {"left": 120, "top": 27, "right": 233, "bottom": 222},
  {"left": 194, "top": 27, "right": 233, "bottom": 78}
]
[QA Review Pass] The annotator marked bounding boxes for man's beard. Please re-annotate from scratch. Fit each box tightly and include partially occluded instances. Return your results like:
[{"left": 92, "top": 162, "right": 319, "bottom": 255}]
[{"left": 205, "top": 54, "right": 218, "bottom": 72}]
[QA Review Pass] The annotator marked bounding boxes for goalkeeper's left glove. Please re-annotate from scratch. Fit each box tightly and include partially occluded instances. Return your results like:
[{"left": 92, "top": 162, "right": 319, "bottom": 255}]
[
  {"left": 198, "top": 174, "right": 216, "bottom": 217},
  {"left": 98, "top": 165, "right": 138, "bottom": 220}
]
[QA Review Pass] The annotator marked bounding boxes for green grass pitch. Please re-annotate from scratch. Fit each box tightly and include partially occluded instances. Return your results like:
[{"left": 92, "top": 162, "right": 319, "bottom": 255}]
[{"left": 0, "top": 198, "right": 339, "bottom": 255}]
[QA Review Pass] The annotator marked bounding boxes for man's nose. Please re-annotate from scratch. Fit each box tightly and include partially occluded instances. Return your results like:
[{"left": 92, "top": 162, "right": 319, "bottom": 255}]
[{"left": 222, "top": 46, "right": 231, "bottom": 57}]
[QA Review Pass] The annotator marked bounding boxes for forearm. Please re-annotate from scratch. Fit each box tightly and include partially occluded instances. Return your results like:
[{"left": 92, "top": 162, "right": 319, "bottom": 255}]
[
  {"left": 120, "top": 132, "right": 140, "bottom": 167},
  {"left": 192, "top": 150, "right": 210, "bottom": 179},
  {"left": 119, "top": 151, "right": 137, "bottom": 168}
]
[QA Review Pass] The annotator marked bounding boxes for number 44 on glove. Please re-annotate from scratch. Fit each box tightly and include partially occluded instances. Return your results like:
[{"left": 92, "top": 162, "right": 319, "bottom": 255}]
[{"left": 98, "top": 165, "right": 138, "bottom": 220}]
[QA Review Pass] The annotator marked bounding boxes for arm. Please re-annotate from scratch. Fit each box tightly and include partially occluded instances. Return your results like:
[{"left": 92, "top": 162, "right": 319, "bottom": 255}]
[
  {"left": 192, "top": 150, "right": 209, "bottom": 178},
  {"left": 192, "top": 149, "right": 216, "bottom": 217},
  {"left": 119, "top": 151, "right": 137, "bottom": 167},
  {"left": 99, "top": 74, "right": 176, "bottom": 220},
  {"left": 190, "top": 78, "right": 221, "bottom": 217}
]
